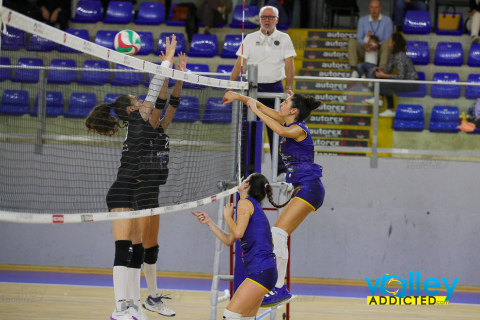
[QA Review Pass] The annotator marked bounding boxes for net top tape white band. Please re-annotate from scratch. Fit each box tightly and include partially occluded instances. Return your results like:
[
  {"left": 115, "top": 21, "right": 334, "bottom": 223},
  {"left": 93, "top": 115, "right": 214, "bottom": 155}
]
[
  {"left": 0, "top": 8, "right": 248, "bottom": 90},
  {"left": 0, "top": 187, "right": 238, "bottom": 224}
]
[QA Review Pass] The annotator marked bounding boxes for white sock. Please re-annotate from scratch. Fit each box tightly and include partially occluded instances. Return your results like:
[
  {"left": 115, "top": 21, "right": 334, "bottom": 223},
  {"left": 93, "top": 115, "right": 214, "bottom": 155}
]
[
  {"left": 271, "top": 227, "right": 289, "bottom": 288},
  {"left": 143, "top": 262, "right": 158, "bottom": 297},
  {"left": 223, "top": 309, "right": 242, "bottom": 320},
  {"left": 127, "top": 267, "right": 141, "bottom": 308},
  {"left": 113, "top": 266, "right": 128, "bottom": 311}
]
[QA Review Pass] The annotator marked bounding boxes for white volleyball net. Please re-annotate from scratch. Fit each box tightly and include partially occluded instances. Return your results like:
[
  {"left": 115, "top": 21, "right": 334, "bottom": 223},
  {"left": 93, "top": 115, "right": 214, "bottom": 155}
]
[{"left": 0, "top": 8, "right": 245, "bottom": 223}]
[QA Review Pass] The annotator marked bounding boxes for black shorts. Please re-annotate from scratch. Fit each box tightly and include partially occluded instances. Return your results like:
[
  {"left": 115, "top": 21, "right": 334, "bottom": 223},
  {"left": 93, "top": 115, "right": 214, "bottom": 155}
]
[{"left": 106, "top": 175, "right": 160, "bottom": 211}]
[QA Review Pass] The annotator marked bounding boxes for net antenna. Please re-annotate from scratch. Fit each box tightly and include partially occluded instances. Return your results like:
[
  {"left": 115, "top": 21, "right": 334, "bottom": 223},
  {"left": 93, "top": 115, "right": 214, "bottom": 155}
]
[{"left": 0, "top": 7, "right": 246, "bottom": 223}]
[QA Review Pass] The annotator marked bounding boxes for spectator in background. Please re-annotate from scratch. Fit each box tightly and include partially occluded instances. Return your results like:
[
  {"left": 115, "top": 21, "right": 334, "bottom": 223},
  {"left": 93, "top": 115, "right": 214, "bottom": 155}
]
[
  {"left": 196, "top": 0, "right": 232, "bottom": 34},
  {"left": 29, "top": 0, "right": 71, "bottom": 30},
  {"left": 363, "top": 32, "right": 419, "bottom": 117},
  {"left": 349, "top": 0, "right": 392, "bottom": 78},
  {"left": 393, "top": 0, "right": 428, "bottom": 32},
  {"left": 467, "top": 0, "right": 480, "bottom": 43},
  {"left": 356, "top": 34, "right": 380, "bottom": 79}
]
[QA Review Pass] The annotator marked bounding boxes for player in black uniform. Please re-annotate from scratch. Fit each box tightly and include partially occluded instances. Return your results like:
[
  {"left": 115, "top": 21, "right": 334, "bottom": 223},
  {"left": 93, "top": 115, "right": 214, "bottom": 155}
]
[{"left": 86, "top": 36, "right": 180, "bottom": 320}]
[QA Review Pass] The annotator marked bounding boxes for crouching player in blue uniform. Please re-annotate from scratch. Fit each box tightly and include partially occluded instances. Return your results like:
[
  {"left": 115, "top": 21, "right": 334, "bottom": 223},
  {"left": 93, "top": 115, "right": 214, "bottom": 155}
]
[
  {"left": 192, "top": 173, "right": 300, "bottom": 319},
  {"left": 223, "top": 92, "right": 325, "bottom": 307}
]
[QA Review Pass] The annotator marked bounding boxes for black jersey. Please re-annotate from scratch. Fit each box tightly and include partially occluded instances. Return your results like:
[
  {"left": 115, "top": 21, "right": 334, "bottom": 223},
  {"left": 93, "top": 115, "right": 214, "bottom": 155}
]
[{"left": 118, "top": 110, "right": 169, "bottom": 184}]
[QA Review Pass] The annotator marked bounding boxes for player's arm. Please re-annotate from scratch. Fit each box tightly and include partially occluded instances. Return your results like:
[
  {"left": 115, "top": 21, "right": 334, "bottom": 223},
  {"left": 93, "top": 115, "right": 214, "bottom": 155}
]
[
  {"left": 246, "top": 98, "right": 305, "bottom": 140},
  {"left": 223, "top": 91, "right": 284, "bottom": 124},
  {"left": 224, "top": 200, "right": 251, "bottom": 242},
  {"left": 229, "top": 56, "right": 246, "bottom": 82},
  {"left": 192, "top": 208, "right": 237, "bottom": 246},
  {"left": 140, "top": 35, "right": 177, "bottom": 121}
]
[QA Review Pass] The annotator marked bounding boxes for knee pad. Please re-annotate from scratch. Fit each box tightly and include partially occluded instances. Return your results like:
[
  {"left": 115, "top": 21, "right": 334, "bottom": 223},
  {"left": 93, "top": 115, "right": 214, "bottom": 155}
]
[
  {"left": 223, "top": 309, "right": 242, "bottom": 320},
  {"left": 128, "top": 243, "right": 145, "bottom": 269},
  {"left": 271, "top": 227, "right": 289, "bottom": 260},
  {"left": 144, "top": 244, "right": 159, "bottom": 265},
  {"left": 114, "top": 240, "right": 133, "bottom": 267}
]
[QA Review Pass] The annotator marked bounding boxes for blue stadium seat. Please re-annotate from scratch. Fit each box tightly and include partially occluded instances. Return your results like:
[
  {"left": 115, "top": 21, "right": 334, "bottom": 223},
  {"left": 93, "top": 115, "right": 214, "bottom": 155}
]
[
  {"left": 103, "top": 1, "right": 134, "bottom": 24},
  {"left": 216, "top": 65, "right": 234, "bottom": 81},
  {"left": 220, "top": 35, "right": 242, "bottom": 59},
  {"left": 0, "top": 90, "right": 30, "bottom": 116},
  {"left": 104, "top": 93, "right": 123, "bottom": 103},
  {"left": 166, "top": 4, "right": 185, "bottom": 26},
  {"left": 71, "top": 0, "right": 103, "bottom": 23},
  {"left": 11, "top": 58, "right": 43, "bottom": 83},
  {"left": 230, "top": 6, "right": 259, "bottom": 28},
  {"left": 393, "top": 104, "right": 424, "bottom": 132},
  {"left": 168, "top": 97, "right": 200, "bottom": 123},
  {"left": 468, "top": 43, "right": 480, "bottom": 67},
  {"left": 396, "top": 72, "right": 427, "bottom": 98},
  {"left": 431, "top": 73, "right": 461, "bottom": 99},
  {"left": 202, "top": 98, "right": 232, "bottom": 124},
  {"left": 78, "top": 60, "right": 110, "bottom": 85},
  {"left": 144, "top": 63, "right": 176, "bottom": 88},
  {"left": 0, "top": 57, "right": 12, "bottom": 82},
  {"left": 58, "top": 29, "right": 89, "bottom": 53},
  {"left": 429, "top": 106, "right": 460, "bottom": 133},
  {"left": 26, "top": 34, "right": 58, "bottom": 52},
  {"left": 95, "top": 30, "right": 116, "bottom": 50},
  {"left": 465, "top": 74, "right": 480, "bottom": 99},
  {"left": 406, "top": 41, "right": 429, "bottom": 65},
  {"left": 1, "top": 26, "right": 25, "bottom": 51},
  {"left": 137, "top": 32, "right": 154, "bottom": 55},
  {"left": 189, "top": 34, "right": 218, "bottom": 58},
  {"left": 135, "top": 2, "right": 165, "bottom": 25},
  {"left": 183, "top": 64, "right": 209, "bottom": 89},
  {"left": 47, "top": 59, "right": 77, "bottom": 84},
  {"left": 403, "top": 10, "right": 431, "bottom": 34},
  {"left": 436, "top": 12, "right": 463, "bottom": 36},
  {"left": 155, "top": 33, "right": 186, "bottom": 56},
  {"left": 434, "top": 42, "right": 463, "bottom": 66},
  {"left": 31, "top": 92, "right": 64, "bottom": 117},
  {"left": 111, "top": 64, "right": 143, "bottom": 86},
  {"left": 65, "top": 93, "right": 97, "bottom": 119}
]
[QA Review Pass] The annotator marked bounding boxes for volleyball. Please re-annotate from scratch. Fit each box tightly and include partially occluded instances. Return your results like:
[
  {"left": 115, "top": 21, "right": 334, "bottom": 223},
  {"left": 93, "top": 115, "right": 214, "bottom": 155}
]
[{"left": 114, "top": 30, "right": 141, "bottom": 55}]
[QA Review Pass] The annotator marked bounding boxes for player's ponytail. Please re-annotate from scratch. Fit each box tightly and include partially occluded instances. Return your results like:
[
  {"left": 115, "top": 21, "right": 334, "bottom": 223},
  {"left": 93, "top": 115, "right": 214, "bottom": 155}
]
[
  {"left": 86, "top": 95, "right": 131, "bottom": 136},
  {"left": 291, "top": 94, "right": 322, "bottom": 122},
  {"left": 247, "top": 173, "right": 301, "bottom": 208}
]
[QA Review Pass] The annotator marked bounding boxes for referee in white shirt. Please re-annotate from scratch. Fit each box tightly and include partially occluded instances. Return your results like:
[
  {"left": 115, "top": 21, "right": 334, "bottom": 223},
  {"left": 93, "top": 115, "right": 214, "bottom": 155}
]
[{"left": 224, "top": 5, "right": 296, "bottom": 178}]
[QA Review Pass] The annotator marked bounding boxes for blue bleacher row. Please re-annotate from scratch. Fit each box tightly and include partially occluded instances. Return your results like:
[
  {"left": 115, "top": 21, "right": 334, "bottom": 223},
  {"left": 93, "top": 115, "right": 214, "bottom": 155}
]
[
  {"left": 0, "top": 90, "right": 233, "bottom": 124},
  {"left": 1, "top": 26, "right": 243, "bottom": 59},
  {"left": 403, "top": 10, "right": 463, "bottom": 36},
  {"left": 0, "top": 56, "right": 237, "bottom": 87},
  {"left": 393, "top": 104, "right": 480, "bottom": 134}
]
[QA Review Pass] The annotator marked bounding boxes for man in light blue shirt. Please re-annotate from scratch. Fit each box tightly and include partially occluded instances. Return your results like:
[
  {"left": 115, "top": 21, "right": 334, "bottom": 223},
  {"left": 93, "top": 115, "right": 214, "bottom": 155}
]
[{"left": 348, "top": 0, "right": 392, "bottom": 77}]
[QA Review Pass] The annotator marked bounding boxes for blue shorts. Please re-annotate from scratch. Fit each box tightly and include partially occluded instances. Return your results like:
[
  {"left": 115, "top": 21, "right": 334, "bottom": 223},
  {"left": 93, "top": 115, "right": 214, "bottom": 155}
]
[
  {"left": 293, "top": 178, "right": 325, "bottom": 211},
  {"left": 247, "top": 267, "right": 278, "bottom": 293}
]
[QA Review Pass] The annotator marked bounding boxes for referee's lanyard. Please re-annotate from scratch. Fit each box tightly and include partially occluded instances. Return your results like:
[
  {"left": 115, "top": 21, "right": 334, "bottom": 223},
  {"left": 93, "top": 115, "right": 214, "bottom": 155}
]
[{"left": 369, "top": 20, "right": 381, "bottom": 36}]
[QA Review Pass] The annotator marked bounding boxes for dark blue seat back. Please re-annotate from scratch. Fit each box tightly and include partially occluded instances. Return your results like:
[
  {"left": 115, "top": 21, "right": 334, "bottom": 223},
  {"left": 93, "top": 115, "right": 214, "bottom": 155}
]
[
  {"left": 202, "top": 98, "right": 232, "bottom": 124},
  {"left": 434, "top": 42, "right": 463, "bottom": 66},
  {"left": 155, "top": 33, "right": 186, "bottom": 56},
  {"left": 431, "top": 73, "right": 461, "bottom": 99},
  {"left": 0, "top": 90, "right": 30, "bottom": 116},
  {"left": 12, "top": 58, "right": 43, "bottom": 83},
  {"left": 103, "top": 1, "right": 134, "bottom": 24},
  {"left": 468, "top": 43, "right": 480, "bottom": 67},
  {"left": 1, "top": 27, "right": 26, "bottom": 51},
  {"left": 465, "top": 74, "right": 480, "bottom": 99},
  {"left": 429, "top": 106, "right": 460, "bottom": 133},
  {"left": 65, "top": 93, "right": 97, "bottom": 118},
  {"left": 111, "top": 64, "right": 144, "bottom": 86},
  {"left": 189, "top": 34, "right": 218, "bottom": 58},
  {"left": 31, "top": 92, "right": 64, "bottom": 117},
  {"left": 135, "top": 2, "right": 165, "bottom": 25},
  {"left": 0, "top": 57, "right": 12, "bottom": 82},
  {"left": 59, "top": 29, "right": 89, "bottom": 53},
  {"left": 230, "top": 6, "right": 259, "bottom": 28},
  {"left": 26, "top": 34, "right": 58, "bottom": 52},
  {"left": 94, "top": 30, "right": 117, "bottom": 50},
  {"left": 220, "top": 35, "right": 242, "bottom": 59},
  {"left": 137, "top": 32, "right": 154, "bottom": 55},
  {"left": 403, "top": 10, "right": 431, "bottom": 34},
  {"left": 396, "top": 72, "right": 427, "bottom": 98},
  {"left": 78, "top": 60, "right": 111, "bottom": 85},
  {"left": 393, "top": 104, "right": 424, "bottom": 131},
  {"left": 183, "top": 64, "right": 210, "bottom": 89},
  {"left": 170, "top": 97, "right": 200, "bottom": 123},
  {"left": 406, "top": 41, "right": 430, "bottom": 65},
  {"left": 71, "top": 0, "right": 103, "bottom": 23},
  {"left": 166, "top": 4, "right": 186, "bottom": 26},
  {"left": 48, "top": 59, "right": 77, "bottom": 84},
  {"left": 104, "top": 93, "right": 123, "bottom": 103}
]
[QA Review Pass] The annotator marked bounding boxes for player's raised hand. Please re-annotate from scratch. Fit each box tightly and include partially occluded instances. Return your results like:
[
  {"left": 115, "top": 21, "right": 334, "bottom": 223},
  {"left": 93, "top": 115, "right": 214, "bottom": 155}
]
[
  {"left": 192, "top": 210, "right": 211, "bottom": 224},
  {"left": 159, "top": 51, "right": 174, "bottom": 66},
  {"left": 177, "top": 52, "right": 188, "bottom": 72},
  {"left": 246, "top": 98, "right": 259, "bottom": 113},
  {"left": 223, "top": 203, "right": 235, "bottom": 219},
  {"left": 165, "top": 34, "right": 177, "bottom": 61},
  {"left": 223, "top": 91, "right": 237, "bottom": 105}
]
